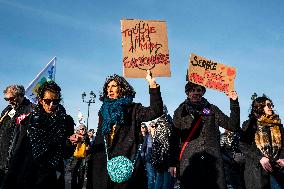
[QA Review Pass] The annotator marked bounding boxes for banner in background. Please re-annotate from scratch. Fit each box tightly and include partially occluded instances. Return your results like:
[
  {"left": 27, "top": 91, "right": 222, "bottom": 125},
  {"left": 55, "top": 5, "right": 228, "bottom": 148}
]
[{"left": 25, "top": 57, "right": 56, "bottom": 103}]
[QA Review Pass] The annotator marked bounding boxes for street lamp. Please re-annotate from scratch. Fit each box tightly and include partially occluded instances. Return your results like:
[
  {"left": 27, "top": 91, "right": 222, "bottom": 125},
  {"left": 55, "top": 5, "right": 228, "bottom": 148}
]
[
  {"left": 251, "top": 92, "right": 257, "bottom": 101},
  {"left": 81, "top": 91, "right": 96, "bottom": 130}
]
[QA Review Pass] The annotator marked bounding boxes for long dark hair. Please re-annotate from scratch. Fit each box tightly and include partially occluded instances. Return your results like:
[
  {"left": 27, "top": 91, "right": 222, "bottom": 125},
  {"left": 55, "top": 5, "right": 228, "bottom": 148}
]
[
  {"left": 99, "top": 74, "right": 136, "bottom": 101},
  {"left": 249, "top": 96, "right": 274, "bottom": 119}
]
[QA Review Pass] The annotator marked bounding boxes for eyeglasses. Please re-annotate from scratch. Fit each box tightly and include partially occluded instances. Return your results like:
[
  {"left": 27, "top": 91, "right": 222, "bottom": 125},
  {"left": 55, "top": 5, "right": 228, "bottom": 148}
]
[
  {"left": 266, "top": 103, "right": 274, "bottom": 109},
  {"left": 4, "top": 96, "right": 16, "bottom": 101},
  {"left": 42, "top": 99, "right": 60, "bottom": 105},
  {"left": 80, "top": 128, "right": 85, "bottom": 131}
]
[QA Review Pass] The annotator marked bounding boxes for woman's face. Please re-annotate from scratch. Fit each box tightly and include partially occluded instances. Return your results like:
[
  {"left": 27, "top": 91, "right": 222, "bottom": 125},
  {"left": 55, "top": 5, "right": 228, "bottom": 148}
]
[
  {"left": 39, "top": 90, "right": 60, "bottom": 114},
  {"left": 263, "top": 100, "right": 274, "bottom": 116},
  {"left": 88, "top": 131, "right": 94, "bottom": 138},
  {"left": 107, "top": 80, "right": 119, "bottom": 99},
  {"left": 79, "top": 127, "right": 86, "bottom": 135},
  {"left": 141, "top": 126, "right": 146, "bottom": 133}
]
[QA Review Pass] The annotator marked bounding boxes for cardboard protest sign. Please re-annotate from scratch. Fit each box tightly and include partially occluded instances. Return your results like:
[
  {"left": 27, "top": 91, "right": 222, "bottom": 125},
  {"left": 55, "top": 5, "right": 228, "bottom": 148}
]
[
  {"left": 121, "top": 19, "right": 171, "bottom": 78},
  {"left": 188, "top": 53, "right": 236, "bottom": 93}
]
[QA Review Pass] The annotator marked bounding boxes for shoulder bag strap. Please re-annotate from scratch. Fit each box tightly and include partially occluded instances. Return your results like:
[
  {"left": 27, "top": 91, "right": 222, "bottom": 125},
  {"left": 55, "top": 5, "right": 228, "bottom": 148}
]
[
  {"left": 179, "top": 116, "right": 203, "bottom": 161},
  {"left": 103, "top": 136, "right": 110, "bottom": 161}
]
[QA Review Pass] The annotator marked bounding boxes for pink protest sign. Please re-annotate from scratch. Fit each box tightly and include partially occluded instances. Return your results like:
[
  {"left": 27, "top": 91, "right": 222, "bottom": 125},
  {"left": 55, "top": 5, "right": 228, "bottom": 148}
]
[
  {"left": 121, "top": 19, "right": 171, "bottom": 78},
  {"left": 188, "top": 53, "right": 236, "bottom": 93}
]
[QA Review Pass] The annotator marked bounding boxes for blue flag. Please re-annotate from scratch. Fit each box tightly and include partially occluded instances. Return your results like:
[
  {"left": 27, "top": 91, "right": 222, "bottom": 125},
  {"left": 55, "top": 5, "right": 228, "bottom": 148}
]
[{"left": 25, "top": 57, "right": 56, "bottom": 103}]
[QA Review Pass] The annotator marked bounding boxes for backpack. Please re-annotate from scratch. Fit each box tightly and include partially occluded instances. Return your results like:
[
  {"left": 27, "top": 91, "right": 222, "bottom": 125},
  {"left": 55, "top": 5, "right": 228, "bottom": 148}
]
[{"left": 151, "top": 114, "right": 173, "bottom": 171}]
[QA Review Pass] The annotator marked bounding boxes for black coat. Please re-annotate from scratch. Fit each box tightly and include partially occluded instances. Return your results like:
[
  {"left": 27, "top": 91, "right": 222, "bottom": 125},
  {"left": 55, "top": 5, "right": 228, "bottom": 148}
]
[
  {"left": 240, "top": 119, "right": 284, "bottom": 189},
  {"left": 220, "top": 132, "right": 245, "bottom": 189},
  {"left": 173, "top": 98, "right": 240, "bottom": 189},
  {"left": 0, "top": 98, "right": 33, "bottom": 184},
  {"left": 87, "top": 87, "right": 163, "bottom": 189},
  {"left": 1, "top": 104, "right": 73, "bottom": 189}
]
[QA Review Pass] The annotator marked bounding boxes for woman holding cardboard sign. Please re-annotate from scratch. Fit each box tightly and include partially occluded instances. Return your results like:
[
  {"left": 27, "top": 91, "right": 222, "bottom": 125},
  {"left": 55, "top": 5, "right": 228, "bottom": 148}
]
[
  {"left": 171, "top": 81, "right": 240, "bottom": 189},
  {"left": 87, "top": 70, "right": 163, "bottom": 189}
]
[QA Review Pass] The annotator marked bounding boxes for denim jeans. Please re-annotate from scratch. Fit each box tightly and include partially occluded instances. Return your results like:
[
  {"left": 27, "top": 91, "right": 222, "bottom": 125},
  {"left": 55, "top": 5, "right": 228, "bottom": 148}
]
[
  {"left": 154, "top": 171, "right": 174, "bottom": 189},
  {"left": 145, "top": 162, "right": 156, "bottom": 189},
  {"left": 270, "top": 168, "right": 284, "bottom": 189},
  {"left": 67, "top": 157, "right": 86, "bottom": 189},
  {"left": 270, "top": 175, "right": 281, "bottom": 189}
]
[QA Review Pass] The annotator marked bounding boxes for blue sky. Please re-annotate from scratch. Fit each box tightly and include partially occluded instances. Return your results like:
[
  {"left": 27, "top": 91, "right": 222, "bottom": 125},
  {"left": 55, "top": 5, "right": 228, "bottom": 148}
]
[{"left": 0, "top": 0, "right": 284, "bottom": 130}]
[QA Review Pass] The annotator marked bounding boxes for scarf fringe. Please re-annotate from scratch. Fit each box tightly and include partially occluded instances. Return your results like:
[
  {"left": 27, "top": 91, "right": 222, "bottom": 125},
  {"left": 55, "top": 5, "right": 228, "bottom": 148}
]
[{"left": 255, "top": 114, "right": 282, "bottom": 159}]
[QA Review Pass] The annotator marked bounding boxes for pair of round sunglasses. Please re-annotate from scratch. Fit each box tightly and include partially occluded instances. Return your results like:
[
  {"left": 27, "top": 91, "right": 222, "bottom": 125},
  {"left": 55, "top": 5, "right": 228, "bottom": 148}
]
[{"left": 42, "top": 99, "right": 61, "bottom": 105}]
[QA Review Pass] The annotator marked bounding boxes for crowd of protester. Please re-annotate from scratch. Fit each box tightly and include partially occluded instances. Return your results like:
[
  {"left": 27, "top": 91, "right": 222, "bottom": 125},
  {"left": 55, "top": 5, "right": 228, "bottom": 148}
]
[{"left": 0, "top": 70, "right": 284, "bottom": 189}]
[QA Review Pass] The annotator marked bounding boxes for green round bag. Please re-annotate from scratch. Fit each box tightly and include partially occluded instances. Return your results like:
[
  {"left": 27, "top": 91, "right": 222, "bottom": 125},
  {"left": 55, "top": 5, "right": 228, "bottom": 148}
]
[{"left": 107, "top": 155, "right": 134, "bottom": 183}]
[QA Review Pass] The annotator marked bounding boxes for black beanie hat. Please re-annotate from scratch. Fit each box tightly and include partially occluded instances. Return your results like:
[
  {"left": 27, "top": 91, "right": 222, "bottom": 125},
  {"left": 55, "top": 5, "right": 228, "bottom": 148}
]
[{"left": 185, "top": 81, "right": 206, "bottom": 95}]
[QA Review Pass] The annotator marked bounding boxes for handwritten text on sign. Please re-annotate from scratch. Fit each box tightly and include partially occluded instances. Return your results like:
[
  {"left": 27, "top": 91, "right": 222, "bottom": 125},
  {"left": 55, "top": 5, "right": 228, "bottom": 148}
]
[
  {"left": 121, "top": 19, "right": 170, "bottom": 78},
  {"left": 188, "top": 53, "right": 236, "bottom": 93}
]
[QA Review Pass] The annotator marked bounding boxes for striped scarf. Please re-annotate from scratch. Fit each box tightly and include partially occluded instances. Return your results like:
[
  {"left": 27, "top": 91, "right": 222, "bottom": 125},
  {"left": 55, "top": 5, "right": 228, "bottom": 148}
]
[{"left": 255, "top": 114, "right": 282, "bottom": 159}]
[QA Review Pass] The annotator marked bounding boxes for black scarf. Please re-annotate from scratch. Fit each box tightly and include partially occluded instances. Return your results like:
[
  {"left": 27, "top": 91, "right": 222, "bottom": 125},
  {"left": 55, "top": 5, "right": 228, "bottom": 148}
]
[
  {"left": 28, "top": 104, "right": 67, "bottom": 168},
  {"left": 182, "top": 97, "right": 211, "bottom": 118}
]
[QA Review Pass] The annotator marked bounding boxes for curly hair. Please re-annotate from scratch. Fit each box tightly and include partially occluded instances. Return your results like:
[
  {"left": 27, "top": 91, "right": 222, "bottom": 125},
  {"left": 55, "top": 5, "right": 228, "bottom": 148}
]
[
  {"left": 3, "top": 85, "right": 25, "bottom": 97},
  {"left": 249, "top": 96, "right": 274, "bottom": 119},
  {"left": 36, "top": 81, "right": 62, "bottom": 100},
  {"left": 99, "top": 74, "right": 136, "bottom": 101}
]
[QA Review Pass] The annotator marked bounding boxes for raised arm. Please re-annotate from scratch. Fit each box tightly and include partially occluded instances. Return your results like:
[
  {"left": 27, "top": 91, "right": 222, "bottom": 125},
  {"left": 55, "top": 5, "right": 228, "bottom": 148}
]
[
  {"left": 135, "top": 70, "right": 163, "bottom": 122},
  {"left": 215, "top": 91, "right": 240, "bottom": 132}
]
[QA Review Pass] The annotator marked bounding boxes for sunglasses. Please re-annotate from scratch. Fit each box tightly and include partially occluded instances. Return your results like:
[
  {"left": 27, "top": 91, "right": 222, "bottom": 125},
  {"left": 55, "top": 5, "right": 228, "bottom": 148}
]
[
  {"left": 4, "top": 96, "right": 16, "bottom": 101},
  {"left": 80, "top": 128, "right": 85, "bottom": 131},
  {"left": 266, "top": 103, "right": 274, "bottom": 108},
  {"left": 42, "top": 99, "right": 60, "bottom": 105}
]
